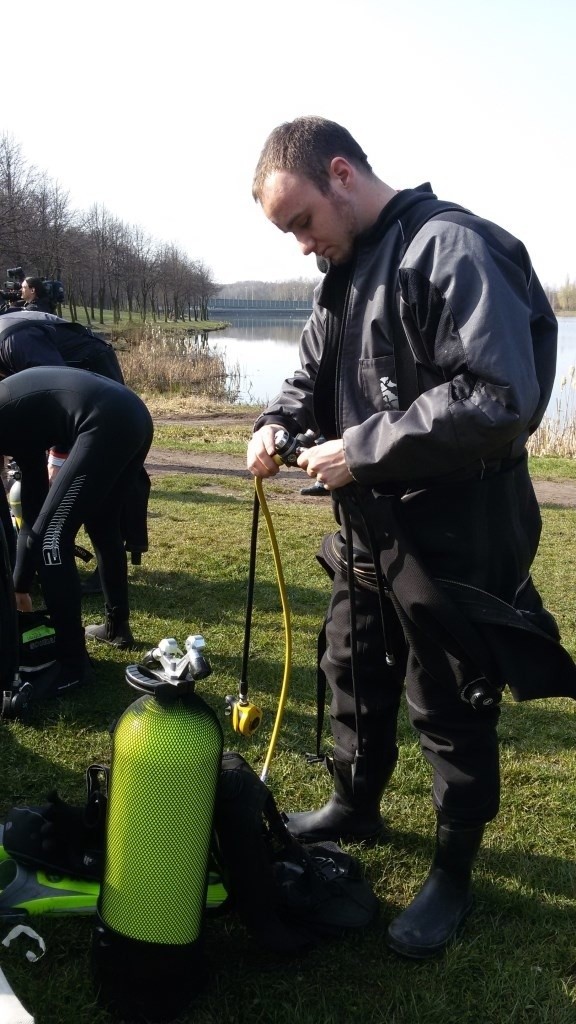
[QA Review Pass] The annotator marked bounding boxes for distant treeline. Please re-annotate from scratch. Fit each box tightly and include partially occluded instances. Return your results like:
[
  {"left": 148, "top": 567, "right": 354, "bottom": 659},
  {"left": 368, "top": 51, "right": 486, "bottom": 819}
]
[
  {"left": 220, "top": 278, "right": 576, "bottom": 314},
  {"left": 217, "top": 279, "right": 319, "bottom": 302}
]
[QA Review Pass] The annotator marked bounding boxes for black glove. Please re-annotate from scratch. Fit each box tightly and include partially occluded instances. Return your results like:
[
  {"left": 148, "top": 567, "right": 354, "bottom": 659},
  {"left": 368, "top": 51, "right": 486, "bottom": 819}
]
[{"left": 2, "top": 765, "right": 108, "bottom": 880}]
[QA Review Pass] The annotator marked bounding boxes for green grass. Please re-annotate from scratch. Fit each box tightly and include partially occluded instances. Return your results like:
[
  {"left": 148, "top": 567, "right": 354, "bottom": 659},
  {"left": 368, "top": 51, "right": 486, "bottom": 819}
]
[
  {"left": 528, "top": 456, "right": 576, "bottom": 480},
  {"left": 61, "top": 304, "right": 228, "bottom": 337},
  {"left": 152, "top": 422, "right": 251, "bottom": 454},
  {"left": 1, "top": 476, "right": 576, "bottom": 1024}
]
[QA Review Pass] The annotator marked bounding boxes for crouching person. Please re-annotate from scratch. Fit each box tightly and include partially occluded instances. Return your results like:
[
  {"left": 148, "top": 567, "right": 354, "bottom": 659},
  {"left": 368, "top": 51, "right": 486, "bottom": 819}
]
[{"left": 0, "top": 366, "right": 153, "bottom": 687}]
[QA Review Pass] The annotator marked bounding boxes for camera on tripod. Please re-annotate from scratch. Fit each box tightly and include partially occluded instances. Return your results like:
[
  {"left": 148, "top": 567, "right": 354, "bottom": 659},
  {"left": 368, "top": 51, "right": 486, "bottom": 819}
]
[
  {"left": 0, "top": 266, "right": 66, "bottom": 313},
  {"left": 0, "top": 266, "right": 25, "bottom": 307}
]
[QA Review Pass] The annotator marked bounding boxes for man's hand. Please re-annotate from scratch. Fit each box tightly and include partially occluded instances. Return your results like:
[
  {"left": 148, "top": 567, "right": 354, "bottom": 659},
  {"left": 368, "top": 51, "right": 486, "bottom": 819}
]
[
  {"left": 15, "top": 592, "right": 32, "bottom": 613},
  {"left": 297, "top": 439, "right": 353, "bottom": 490},
  {"left": 247, "top": 424, "right": 284, "bottom": 478}
]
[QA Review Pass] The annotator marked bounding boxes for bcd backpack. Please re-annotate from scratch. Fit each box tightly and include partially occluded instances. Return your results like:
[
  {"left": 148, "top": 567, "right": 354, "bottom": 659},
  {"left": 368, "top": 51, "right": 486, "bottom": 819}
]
[{"left": 215, "top": 751, "right": 380, "bottom": 951}]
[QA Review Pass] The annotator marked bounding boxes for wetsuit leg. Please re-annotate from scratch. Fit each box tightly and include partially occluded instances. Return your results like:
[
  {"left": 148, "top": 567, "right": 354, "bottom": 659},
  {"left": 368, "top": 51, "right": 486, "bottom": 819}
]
[
  {"left": 25, "top": 427, "right": 151, "bottom": 664},
  {"left": 83, "top": 440, "right": 151, "bottom": 615},
  {"left": 28, "top": 446, "right": 92, "bottom": 663},
  {"left": 0, "top": 486, "right": 16, "bottom": 569}
]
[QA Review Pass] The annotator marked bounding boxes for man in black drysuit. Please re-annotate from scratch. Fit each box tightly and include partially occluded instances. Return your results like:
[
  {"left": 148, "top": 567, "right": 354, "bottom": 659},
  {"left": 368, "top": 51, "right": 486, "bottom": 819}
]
[
  {"left": 247, "top": 116, "right": 576, "bottom": 960},
  {"left": 0, "top": 366, "right": 153, "bottom": 690},
  {"left": 0, "top": 309, "right": 151, "bottom": 624}
]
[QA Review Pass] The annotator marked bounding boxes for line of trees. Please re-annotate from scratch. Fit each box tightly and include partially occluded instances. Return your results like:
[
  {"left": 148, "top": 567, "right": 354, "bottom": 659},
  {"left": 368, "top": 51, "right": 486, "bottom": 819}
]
[{"left": 0, "top": 134, "right": 221, "bottom": 324}]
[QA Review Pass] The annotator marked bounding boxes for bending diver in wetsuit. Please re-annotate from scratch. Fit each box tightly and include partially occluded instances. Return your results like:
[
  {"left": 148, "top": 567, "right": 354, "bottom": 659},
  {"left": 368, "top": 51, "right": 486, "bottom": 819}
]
[{"left": 0, "top": 366, "right": 153, "bottom": 690}]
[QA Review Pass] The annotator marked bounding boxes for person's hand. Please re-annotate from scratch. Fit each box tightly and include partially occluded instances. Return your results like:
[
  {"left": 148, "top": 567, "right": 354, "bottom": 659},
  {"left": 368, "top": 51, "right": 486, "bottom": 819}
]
[
  {"left": 15, "top": 592, "right": 32, "bottom": 613},
  {"left": 247, "top": 424, "right": 284, "bottom": 478},
  {"left": 297, "top": 439, "right": 353, "bottom": 490}
]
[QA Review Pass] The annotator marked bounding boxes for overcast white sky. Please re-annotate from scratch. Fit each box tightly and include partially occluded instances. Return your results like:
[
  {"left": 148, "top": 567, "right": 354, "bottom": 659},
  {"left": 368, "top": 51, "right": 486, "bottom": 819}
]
[{"left": 3, "top": 0, "right": 574, "bottom": 287}]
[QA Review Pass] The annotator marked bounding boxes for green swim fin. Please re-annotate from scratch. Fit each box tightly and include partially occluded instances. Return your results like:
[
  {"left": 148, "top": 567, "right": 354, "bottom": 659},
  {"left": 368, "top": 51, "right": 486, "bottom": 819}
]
[
  {"left": 0, "top": 858, "right": 99, "bottom": 919},
  {"left": 0, "top": 825, "right": 228, "bottom": 917}
]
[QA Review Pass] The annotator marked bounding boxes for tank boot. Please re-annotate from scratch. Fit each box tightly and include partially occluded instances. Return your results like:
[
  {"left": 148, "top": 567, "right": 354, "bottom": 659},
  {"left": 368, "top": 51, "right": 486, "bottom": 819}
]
[
  {"left": 387, "top": 818, "right": 485, "bottom": 958},
  {"left": 286, "top": 756, "right": 394, "bottom": 844},
  {"left": 85, "top": 607, "right": 134, "bottom": 650}
]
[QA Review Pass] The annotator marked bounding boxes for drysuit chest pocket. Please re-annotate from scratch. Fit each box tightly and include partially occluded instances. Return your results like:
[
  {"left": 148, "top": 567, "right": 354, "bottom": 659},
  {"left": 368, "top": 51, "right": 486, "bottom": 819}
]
[{"left": 357, "top": 355, "right": 398, "bottom": 412}]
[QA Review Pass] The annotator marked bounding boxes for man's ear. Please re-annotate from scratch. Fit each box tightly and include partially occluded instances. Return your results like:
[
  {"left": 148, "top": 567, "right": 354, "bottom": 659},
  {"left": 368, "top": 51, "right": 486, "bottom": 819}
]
[{"left": 329, "top": 157, "right": 354, "bottom": 189}]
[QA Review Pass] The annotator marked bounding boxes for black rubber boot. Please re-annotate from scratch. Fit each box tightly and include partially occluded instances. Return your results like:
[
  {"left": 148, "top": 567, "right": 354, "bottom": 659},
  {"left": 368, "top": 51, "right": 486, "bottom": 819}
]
[
  {"left": 85, "top": 607, "right": 134, "bottom": 650},
  {"left": 285, "top": 757, "right": 394, "bottom": 844},
  {"left": 387, "top": 819, "right": 485, "bottom": 958},
  {"left": 300, "top": 481, "right": 330, "bottom": 496}
]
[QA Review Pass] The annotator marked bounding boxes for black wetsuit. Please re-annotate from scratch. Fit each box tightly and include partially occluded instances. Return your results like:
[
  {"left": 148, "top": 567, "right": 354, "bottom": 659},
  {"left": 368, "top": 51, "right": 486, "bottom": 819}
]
[
  {"left": 0, "top": 311, "right": 124, "bottom": 381},
  {"left": 0, "top": 366, "right": 153, "bottom": 668},
  {"left": 0, "top": 310, "right": 149, "bottom": 557}
]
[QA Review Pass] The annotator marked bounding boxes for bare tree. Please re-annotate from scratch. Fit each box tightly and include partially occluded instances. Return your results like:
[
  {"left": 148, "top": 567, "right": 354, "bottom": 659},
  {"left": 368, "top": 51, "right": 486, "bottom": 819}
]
[
  {"left": 126, "top": 226, "right": 159, "bottom": 322},
  {"left": 83, "top": 204, "right": 119, "bottom": 323},
  {"left": 28, "top": 175, "right": 72, "bottom": 279},
  {"left": 191, "top": 259, "right": 220, "bottom": 320},
  {"left": 0, "top": 133, "right": 38, "bottom": 269}
]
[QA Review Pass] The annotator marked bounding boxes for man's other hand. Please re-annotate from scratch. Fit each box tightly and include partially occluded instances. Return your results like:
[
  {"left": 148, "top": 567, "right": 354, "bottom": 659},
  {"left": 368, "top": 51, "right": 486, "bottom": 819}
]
[{"left": 297, "top": 439, "right": 353, "bottom": 490}]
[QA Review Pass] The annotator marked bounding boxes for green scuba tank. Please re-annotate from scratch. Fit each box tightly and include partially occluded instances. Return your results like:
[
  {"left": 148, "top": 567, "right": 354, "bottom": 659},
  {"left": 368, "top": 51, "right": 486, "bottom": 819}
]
[{"left": 92, "top": 636, "right": 223, "bottom": 1023}]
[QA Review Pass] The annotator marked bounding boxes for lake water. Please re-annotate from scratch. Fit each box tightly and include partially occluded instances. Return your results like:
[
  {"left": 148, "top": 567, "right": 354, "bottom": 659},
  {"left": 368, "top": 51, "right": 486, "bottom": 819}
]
[
  {"left": 214, "top": 316, "right": 576, "bottom": 415},
  {"left": 213, "top": 319, "right": 306, "bottom": 405}
]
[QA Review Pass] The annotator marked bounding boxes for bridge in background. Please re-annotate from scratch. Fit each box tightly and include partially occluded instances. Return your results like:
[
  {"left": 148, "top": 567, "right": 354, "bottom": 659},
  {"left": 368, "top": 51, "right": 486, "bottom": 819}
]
[{"left": 207, "top": 297, "right": 312, "bottom": 317}]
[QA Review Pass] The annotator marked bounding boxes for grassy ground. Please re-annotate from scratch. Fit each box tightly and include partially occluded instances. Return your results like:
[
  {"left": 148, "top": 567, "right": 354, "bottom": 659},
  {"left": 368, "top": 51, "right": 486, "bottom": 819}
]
[
  {"left": 1, "top": 463, "right": 575, "bottom": 1024},
  {"left": 61, "top": 305, "right": 228, "bottom": 338}
]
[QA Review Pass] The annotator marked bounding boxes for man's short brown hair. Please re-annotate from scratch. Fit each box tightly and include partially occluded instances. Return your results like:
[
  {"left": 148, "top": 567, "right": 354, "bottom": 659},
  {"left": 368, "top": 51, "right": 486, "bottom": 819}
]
[{"left": 252, "top": 116, "right": 372, "bottom": 201}]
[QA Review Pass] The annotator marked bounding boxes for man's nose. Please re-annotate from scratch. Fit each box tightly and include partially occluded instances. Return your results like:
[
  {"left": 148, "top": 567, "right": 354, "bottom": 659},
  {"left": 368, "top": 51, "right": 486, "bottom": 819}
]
[{"left": 299, "top": 236, "right": 316, "bottom": 257}]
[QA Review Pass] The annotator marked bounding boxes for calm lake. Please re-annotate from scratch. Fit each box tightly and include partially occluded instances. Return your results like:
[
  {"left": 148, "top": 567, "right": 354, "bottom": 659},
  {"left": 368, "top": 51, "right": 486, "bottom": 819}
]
[{"left": 214, "top": 316, "right": 576, "bottom": 415}]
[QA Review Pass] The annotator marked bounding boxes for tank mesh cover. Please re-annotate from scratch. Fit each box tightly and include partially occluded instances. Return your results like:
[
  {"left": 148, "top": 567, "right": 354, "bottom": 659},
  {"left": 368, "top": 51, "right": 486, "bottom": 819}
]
[{"left": 100, "top": 693, "right": 223, "bottom": 944}]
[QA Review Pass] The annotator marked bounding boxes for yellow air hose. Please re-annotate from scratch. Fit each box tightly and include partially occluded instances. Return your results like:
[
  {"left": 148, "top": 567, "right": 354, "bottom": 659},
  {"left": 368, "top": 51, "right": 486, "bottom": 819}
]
[{"left": 254, "top": 476, "right": 293, "bottom": 783}]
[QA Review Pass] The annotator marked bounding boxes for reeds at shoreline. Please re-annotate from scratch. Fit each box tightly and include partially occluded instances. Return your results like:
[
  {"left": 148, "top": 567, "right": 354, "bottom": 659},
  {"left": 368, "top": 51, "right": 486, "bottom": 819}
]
[
  {"left": 528, "top": 367, "right": 576, "bottom": 458},
  {"left": 117, "top": 325, "right": 240, "bottom": 401}
]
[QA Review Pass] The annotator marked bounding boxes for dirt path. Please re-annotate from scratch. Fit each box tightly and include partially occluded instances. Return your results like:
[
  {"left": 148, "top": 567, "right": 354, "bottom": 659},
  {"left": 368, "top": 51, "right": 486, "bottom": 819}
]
[
  {"left": 146, "top": 414, "right": 576, "bottom": 508},
  {"left": 145, "top": 446, "right": 314, "bottom": 502},
  {"left": 148, "top": 412, "right": 316, "bottom": 501}
]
